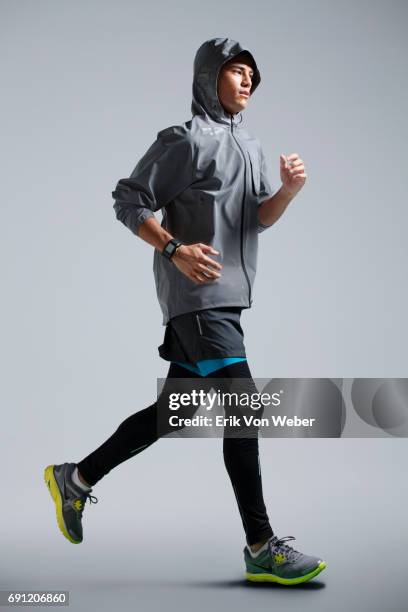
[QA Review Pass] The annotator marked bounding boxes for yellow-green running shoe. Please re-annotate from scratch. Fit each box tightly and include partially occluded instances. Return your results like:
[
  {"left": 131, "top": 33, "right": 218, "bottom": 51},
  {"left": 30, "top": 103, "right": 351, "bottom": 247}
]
[
  {"left": 44, "top": 463, "right": 98, "bottom": 544},
  {"left": 245, "top": 535, "right": 327, "bottom": 585}
]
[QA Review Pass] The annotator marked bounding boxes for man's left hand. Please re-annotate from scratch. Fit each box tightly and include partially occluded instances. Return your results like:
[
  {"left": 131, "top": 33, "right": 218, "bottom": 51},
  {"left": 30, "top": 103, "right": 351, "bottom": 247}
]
[{"left": 280, "top": 153, "right": 307, "bottom": 197}]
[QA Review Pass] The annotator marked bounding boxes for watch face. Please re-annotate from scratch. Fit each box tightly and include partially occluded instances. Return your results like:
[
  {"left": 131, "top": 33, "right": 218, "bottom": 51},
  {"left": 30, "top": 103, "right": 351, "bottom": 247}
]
[{"left": 163, "top": 239, "right": 180, "bottom": 258}]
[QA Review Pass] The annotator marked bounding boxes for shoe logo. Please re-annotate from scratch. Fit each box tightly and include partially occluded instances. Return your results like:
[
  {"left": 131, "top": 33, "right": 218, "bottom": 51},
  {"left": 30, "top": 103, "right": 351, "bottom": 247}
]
[
  {"left": 73, "top": 499, "right": 83, "bottom": 511},
  {"left": 274, "top": 553, "right": 286, "bottom": 565}
]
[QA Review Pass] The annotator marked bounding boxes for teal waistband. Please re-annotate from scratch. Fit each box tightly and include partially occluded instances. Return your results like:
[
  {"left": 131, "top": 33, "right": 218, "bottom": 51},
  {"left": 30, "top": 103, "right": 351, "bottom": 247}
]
[{"left": 173, "top": 357, "right": 247, "bottom": 377}]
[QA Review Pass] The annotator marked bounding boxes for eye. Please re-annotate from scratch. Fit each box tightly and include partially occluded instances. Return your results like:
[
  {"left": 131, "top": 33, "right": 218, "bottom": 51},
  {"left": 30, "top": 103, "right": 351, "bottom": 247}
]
[{"left": 233, "top": 69, "right": 253, "bottom": 78}]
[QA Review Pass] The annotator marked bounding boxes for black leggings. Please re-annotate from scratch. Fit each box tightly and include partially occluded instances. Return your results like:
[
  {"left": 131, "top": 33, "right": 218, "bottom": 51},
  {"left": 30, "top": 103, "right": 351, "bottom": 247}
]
[{"left": 77, "top": 360, "right": 274, "bottom": 546}]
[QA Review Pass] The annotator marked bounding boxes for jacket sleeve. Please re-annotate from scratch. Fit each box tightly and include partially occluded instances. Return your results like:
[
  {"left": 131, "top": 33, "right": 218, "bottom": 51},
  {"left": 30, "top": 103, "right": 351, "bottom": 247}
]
[
  {"left": 257, "top": 145, "right": 279, "bottom": 234},
  {"left": 112, "top": 126, "right": 194, "bottom": 236}
]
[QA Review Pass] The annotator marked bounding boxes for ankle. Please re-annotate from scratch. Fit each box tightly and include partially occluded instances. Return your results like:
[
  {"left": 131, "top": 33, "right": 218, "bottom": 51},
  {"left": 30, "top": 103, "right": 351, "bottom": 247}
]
[
  {"left": 250, "top": 537, "right": 269, "bottom": 553},
  {"left": 77, "top": 469, "right": 90, "bottom": 488}
]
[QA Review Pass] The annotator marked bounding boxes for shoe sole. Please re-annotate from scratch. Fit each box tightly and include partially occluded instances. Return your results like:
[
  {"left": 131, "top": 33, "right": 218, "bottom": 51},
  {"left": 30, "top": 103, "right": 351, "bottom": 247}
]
[
  {"left": 246, "top": 560, "right": 327, "bottom": 585},
  {"left": 44, "top": 465, "right": 82, "bottom": 544}
]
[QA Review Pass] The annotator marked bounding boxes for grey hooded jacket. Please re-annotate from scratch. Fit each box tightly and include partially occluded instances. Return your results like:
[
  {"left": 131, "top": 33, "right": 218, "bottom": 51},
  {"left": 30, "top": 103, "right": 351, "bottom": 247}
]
[{"left": 112, "top": 37, "right": 278, "bottom": 325}]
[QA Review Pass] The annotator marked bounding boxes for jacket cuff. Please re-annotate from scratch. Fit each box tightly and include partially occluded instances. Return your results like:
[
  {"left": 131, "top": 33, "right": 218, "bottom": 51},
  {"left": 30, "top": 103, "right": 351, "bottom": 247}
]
[
  {"left": 113, "top": 202, "right": 155, "bottom": 236},
  {"left": 257, "top": 220, "right": 272, "bottom": 234}
]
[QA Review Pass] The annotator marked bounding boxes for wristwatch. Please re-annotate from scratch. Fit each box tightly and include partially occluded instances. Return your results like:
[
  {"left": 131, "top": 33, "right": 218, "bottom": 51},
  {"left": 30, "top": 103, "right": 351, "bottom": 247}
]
[{"left": 162, "top": 238, "right": 183, "bottom": 262}]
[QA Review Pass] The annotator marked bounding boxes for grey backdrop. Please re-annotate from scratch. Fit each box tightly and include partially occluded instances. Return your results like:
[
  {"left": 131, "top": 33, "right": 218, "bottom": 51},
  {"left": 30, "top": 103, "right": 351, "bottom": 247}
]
[{"left": 1, "top": 0, "right": 407, "bottom": 611}]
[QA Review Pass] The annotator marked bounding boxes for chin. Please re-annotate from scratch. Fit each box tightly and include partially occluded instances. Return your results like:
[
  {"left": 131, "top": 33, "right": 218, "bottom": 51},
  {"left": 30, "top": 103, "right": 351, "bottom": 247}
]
[{"left": 230, "top": 103, "right": 245, "bottom": 114}]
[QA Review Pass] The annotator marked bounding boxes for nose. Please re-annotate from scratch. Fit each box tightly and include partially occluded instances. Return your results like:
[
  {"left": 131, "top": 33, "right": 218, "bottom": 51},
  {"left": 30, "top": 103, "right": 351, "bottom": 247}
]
[{"left": 242, "top": 73, "right": 252, "bottom": 89}]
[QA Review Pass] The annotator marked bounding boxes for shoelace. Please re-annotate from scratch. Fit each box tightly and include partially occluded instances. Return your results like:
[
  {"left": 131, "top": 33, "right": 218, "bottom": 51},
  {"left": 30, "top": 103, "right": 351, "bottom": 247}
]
[
  {"left": 268, "top": 535, "right": 302, "bottom": 563},
  {"left": 73, "top": 491, "right": 98, "bottom": 519}
]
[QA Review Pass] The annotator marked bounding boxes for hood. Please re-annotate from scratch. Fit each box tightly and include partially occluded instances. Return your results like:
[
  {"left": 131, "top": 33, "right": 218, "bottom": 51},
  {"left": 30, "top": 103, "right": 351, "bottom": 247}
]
[{"left": 191, "top": 37, "right": 261, "bottom": 127}]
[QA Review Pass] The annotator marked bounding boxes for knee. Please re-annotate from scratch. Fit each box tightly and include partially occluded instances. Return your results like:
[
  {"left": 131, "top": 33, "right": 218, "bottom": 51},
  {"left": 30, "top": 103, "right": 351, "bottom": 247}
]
[
  {"left": 223, "top": 435, "right": 259, "bottom": 456},
  {"left": 116, "top": 402, "right": 158, "bottom": 434}
]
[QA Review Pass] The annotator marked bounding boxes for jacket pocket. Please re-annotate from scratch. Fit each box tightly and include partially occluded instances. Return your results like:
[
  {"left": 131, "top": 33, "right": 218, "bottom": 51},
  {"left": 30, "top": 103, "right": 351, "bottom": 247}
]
[{"left": 248, "top": 152, "right": 261, "bottom": 195}]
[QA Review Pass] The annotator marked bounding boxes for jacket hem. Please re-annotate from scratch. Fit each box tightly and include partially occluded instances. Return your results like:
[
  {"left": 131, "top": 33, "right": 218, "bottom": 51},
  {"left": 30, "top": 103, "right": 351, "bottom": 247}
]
[{"left": 163, "top": 300, "right": 251, "bottom": 325}]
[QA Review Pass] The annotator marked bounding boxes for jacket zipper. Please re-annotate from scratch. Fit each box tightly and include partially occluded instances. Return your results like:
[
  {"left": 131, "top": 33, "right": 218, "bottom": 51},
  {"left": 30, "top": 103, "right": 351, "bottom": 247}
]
[
  {"left": 196, "top": 313, "right": 203, "bottom": 335},
  {"left": 230, "top": 114, "right": 252, "bottom": 305}
]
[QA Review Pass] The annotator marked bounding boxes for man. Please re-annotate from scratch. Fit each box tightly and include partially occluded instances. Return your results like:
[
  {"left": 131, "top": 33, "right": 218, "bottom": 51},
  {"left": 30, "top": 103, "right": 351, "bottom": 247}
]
[{"left": 44, "top": 37, "right": 326, "bottom": 585}]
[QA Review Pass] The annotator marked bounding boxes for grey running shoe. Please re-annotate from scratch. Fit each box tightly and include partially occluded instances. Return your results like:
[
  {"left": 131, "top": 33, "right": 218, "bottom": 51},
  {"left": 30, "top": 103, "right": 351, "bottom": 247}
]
[
  {"left": 245, "top": 535, "right": 327, "bottom": 585},
  {"left": 44, "top": 463, "right": 98, "bottom": 544}
]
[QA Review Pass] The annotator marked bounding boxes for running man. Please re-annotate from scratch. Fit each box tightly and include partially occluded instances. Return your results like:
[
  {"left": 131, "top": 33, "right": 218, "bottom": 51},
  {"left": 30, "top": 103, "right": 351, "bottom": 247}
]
[{"left": 44, "top": 37, "right": 326, "bottom": 585}]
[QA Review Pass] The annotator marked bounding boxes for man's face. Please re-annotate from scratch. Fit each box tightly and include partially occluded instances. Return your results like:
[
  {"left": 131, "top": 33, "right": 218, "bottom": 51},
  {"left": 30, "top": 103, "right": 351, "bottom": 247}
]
[{"left": 217, "top": 55, "right": 254, "bottom": 115}]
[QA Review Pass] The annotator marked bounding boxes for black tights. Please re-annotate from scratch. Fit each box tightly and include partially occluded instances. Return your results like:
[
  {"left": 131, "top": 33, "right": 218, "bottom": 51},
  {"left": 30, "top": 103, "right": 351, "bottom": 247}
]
[{"left": 77, "top": 361, "right": 274, "bottom": 546}]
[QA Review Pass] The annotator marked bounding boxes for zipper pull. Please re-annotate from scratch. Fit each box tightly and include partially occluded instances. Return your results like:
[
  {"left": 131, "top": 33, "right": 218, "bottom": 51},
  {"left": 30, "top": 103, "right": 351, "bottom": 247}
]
[{"left": 230, "top": 113, "right": 233, "bottom": 133}]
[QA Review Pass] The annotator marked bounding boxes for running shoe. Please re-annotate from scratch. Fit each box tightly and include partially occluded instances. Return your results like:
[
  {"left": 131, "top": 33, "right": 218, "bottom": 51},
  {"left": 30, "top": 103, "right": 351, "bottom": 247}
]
[
  {"left": 44, "top": 463, "right": 98, "bottom": 544},
  {"left": 245, "top": 534, "right": 327, "bottom": 585}
]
